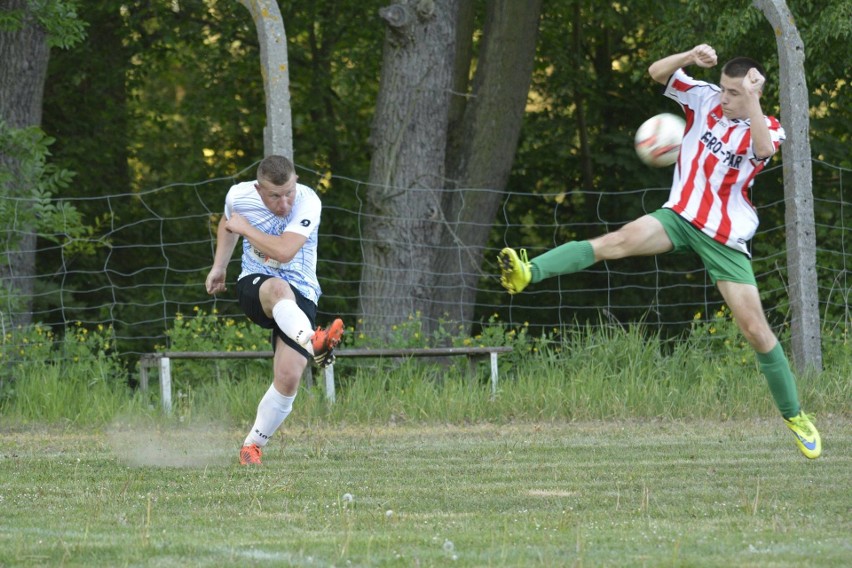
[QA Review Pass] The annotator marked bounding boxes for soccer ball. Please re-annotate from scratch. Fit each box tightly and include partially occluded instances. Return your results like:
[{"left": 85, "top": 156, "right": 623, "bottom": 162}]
[{"left": 634, "top": 113, "right": 686, "bottom": 167}]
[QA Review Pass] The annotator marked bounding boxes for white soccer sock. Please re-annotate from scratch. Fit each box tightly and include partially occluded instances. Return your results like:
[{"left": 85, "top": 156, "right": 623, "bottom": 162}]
[
  {"left": 244, "top": 385, "right": 296, "bottom": 447},
  {"left": 271, "top": 299, "right": 315, "bottom": 353}
]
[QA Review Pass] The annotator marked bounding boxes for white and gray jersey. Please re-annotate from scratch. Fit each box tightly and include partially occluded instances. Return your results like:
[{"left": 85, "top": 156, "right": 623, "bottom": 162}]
[{"left": 224, "top": 180, "right": 322, "bottom": 304}]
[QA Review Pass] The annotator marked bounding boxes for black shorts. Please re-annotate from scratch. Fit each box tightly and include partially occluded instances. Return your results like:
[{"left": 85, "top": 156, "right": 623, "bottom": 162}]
[{"left": 235, "top": 273, "right": 317, "bottom": 358}]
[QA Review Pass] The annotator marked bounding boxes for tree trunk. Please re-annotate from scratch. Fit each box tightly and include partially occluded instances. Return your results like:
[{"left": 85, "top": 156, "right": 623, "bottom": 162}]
[
  {"left": 445, "top": 0, "right": 476, "bottom": 164},
  {"left": 359, "top": 0, "right": 459, "bottom": 336},
  {"left": 572, "top": 1, "right": 593, "bottom": 191},
  {"left": 238, "top": 0, "right": 293, "bottom": 159},
  {"left": 752, "top": 0, "right": 822, "bottom": 372},
  {"left": 0, "top": 0, "right": 50, "bottom": 325},
  {"left": 431, "top": 0, "right": 543, "bottom": 331}
]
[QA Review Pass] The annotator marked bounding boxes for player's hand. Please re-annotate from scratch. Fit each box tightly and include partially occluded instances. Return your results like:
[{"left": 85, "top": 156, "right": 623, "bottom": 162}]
[
  {"left": 691, "top": 44, "right": 717, "bottom": 68},
  {"left": 743, "top": 67, "right": 765, "bottom": 96},
  {"left": 205, "top": 267, "right": 227, "bottom": 295},
  {"left": 224, "top": 212, "right": 250, "bottom": 236}
]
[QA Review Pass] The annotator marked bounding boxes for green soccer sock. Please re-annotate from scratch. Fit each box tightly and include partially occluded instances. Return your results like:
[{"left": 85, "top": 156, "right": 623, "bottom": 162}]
[
  {"left": 530, "top": 240, "right": 596, "bottom": 283},
  {"left": 756, "top": 342, "right": 801, "bottom": 419}
]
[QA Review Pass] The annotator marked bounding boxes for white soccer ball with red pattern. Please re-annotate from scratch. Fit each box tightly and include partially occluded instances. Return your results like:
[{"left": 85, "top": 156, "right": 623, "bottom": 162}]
[{"left": 634, "top": 113, "right": 686, "bottom": 167}]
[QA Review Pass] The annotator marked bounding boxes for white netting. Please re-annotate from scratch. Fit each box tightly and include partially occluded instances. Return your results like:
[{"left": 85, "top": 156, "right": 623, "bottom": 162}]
[{"left": 0, "top": 159, "right": 848, "bottom": 358}]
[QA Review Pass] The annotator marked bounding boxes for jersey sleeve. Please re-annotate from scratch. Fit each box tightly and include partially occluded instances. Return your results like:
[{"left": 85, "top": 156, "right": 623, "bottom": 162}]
[
  {"left": 223, "top": 185, "right": 236, "bottom": 219},
  {"left": 283, "top": 186, "right": 321, "bottom": 237},
  {"left": 663, "top": 68, "right": 714, "bottom": 112},
  {"left": 767, "top": 115, "right": 785, "bottom": 148},
  {"left": 753, "top": 115, "right": 786, "bottom": 163}
]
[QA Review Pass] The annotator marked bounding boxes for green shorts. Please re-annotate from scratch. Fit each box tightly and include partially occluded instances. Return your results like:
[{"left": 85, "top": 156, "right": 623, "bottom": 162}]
[{"left": 649, "top": 208, "right": 756, "bottom": 286}]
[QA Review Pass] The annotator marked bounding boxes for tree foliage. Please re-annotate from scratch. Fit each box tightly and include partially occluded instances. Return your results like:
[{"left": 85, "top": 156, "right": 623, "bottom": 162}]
[{"left": 0, "top": 0, "right": 86, "bottom": 47}]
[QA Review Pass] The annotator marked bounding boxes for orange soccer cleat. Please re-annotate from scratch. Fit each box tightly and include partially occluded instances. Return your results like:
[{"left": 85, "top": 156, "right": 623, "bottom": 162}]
[
  {"left": 239, "top": 443, "right": 263, "bottom": 466},
  {"left": 311, "top": 318, "right": 344, "bottom": 368}
]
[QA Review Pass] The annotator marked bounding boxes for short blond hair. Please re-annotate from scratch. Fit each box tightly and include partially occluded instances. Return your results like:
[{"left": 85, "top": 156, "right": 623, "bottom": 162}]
[{"left": 257, "top": 155, "right": 295, "bottom": 185}]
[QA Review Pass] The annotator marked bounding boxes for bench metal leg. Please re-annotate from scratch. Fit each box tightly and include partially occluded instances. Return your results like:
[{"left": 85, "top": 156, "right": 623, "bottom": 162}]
[
  {"left": 323, "top": 363, "right": 336, "bottom": 404},
  {"left": 490, "top": 352, "right": 499, "bottom": 400},
  {"left": 160, "top": 357, "right": 172, "bottom": 413}
]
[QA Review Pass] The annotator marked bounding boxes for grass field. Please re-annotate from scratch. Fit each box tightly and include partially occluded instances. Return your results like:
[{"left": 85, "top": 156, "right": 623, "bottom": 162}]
[{"left": 1, "top": 419, "right": 850, "bottom": 567}]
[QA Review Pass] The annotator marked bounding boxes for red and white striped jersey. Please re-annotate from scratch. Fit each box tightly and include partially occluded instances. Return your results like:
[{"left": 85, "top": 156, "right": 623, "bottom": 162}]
[{"left": 662, "top": 68, "right": 785, "bottom": 257}]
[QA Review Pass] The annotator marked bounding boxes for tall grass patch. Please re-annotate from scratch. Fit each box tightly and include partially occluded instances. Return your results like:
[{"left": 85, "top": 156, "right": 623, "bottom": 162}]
[
  {"left": 0, "top": 322, "right": 147, "bottom": 423},
  {"left": 1, "top": 309, "right": 848, "bottom": 426}
]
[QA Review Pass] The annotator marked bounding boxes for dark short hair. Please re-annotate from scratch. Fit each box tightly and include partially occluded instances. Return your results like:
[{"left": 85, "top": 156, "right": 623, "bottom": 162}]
[
  {"left": 257, "top": 155, "right": 295, "bottom": 186},
  {"left": 722, "top": 57, "right": 766, "bottom": 80}
]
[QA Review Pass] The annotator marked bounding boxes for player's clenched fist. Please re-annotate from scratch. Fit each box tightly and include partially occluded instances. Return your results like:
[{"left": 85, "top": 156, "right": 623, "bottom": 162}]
[
  {"left": 691, "top": 44, "right": 717, "bottom": 68},
  {"left": 743, "top": 67, "right": 765, "bottom": 95}
]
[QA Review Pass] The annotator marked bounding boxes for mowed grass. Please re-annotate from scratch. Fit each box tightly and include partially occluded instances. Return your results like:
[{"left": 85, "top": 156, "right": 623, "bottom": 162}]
[{"left": 1, "top": 419, "right": 850, "bottom": 567}]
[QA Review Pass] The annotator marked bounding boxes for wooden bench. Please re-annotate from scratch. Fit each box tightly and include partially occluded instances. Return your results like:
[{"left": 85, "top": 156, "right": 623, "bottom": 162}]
[{"left": 139, "top": 345, "right": 513, "bottom": 412}]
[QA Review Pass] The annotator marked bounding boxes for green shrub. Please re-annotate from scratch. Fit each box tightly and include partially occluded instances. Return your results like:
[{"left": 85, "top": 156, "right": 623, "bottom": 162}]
[
  {"left": 0, "top": 322, "right": 140, "bottom": 423},
  {"left": 160, "top": 306, "right": 270, "bottom": 387}
]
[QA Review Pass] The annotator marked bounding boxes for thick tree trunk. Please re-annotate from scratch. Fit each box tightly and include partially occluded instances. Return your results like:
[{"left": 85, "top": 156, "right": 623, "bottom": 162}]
[
  {"left": 431, "top": 0, "right": 543, "bottom": 331},
  {"left": 445, "top": 0, "right": 476, "bottom": 163},
  {"left": 0, "top": 0, "right": 50, "bottom": 325},
  {"left": 359, "top": 0, "right": 459, "bottom": 336}
]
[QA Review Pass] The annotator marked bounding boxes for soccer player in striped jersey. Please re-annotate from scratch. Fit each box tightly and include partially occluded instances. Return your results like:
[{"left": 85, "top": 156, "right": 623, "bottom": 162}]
[{"left": 498, "top": 44, "right": 821, "bottom": 459}]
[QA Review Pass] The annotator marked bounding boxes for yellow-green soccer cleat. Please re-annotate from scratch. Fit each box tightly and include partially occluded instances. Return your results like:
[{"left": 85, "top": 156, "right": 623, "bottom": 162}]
[
  {"left": 784, "top": 412, "right": 822, "bottom": 459},
  {"left": 498, "top": 247, "right": 532, "bottom": 295}
]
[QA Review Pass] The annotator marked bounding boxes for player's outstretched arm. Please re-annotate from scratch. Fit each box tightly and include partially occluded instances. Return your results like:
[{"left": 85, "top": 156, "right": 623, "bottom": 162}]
[
  {"left": 205, "top": 216, "right": 239, "bottom": 295},
  {"left": 648, "top": 44, "right": 718, "bottom": 85}
]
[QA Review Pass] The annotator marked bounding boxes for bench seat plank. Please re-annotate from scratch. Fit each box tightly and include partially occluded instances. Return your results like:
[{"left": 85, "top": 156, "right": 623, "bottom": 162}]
[
  {"left": 141, "top": 346, "right": 512, "bottom": 360},
  {"left": 140, "top": 345, "right": 513, "bottom": 412}
]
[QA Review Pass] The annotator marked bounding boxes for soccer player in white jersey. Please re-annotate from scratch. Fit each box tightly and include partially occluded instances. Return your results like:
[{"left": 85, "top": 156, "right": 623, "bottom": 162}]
[
  {"left": 205, "top": 155, "right": 344, "bottom": 465},
  {"left": 498, "top": 44, "right": 821, "bottom": 459}
]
